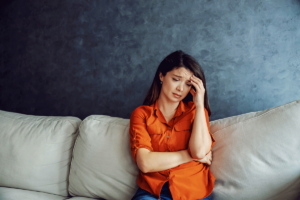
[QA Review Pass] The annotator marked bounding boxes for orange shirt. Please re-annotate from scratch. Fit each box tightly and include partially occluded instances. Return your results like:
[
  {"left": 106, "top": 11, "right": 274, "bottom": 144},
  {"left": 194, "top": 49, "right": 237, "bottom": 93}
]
[{"left": 129, "top": 99, "right": 216, "bottom": 200}]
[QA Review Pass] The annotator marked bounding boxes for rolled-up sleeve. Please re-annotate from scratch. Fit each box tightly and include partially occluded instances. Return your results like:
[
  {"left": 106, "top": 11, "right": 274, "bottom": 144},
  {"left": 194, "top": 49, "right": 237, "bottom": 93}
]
[
  {"left": 129, "top": 108, "right": 153, "bottom": 165},
  {"left": 188, "top": 108, "right": 216, "bottom": 157}
]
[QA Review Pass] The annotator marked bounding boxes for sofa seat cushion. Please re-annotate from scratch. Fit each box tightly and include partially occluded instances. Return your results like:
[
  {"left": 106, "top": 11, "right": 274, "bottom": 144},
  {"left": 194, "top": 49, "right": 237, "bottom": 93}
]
[
  {"left": 68, "top": 115, "right": 138, "bottom": 200},
  {"left": 0, "top": 110, "right": 81, "bottom": 196},
  {"left": 0, "top": 187, "right": 66, "bottom": 200},
  {"left": 66, "top": 197, "right": 100, "bottom": 200},
  {"left": 209, "top": 99, "right": 300, "bottom": 200}
]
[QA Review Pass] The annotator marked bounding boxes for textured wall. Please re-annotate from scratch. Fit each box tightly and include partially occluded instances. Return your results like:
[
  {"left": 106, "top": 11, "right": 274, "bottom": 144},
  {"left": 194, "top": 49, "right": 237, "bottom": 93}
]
[{"left": 1, "top": 0, "right": 300, "bottom": 120}]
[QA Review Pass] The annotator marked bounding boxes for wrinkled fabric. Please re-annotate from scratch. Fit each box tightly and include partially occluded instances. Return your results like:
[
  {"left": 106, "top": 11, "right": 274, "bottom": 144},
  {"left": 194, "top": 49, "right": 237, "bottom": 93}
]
[{"left": 129, "top": 100, "right": 215, "bottom": 200}]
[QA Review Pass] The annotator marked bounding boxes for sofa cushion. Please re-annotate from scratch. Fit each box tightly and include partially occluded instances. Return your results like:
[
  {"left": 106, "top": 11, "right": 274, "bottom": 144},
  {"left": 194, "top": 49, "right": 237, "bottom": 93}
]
[
  {"left": 0, "top": 187, "right": 66, "bottom": 200},
  {"left": 66, "top": 197, "right": 100, "bottom": 200},
  {"left": 209, "top": 99, "right": 300, "bottom": 200},
  {"left": 68, "top": 115, "right": 138, "bottom": 200},
  {"left": 0, "top": 110, "right": 81, "bottom": 196}
]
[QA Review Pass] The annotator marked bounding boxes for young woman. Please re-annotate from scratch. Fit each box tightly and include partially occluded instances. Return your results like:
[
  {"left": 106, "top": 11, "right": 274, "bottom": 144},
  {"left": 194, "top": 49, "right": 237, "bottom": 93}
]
[{"left": 129, "top": 50, "right": 215, "bottom": 200}]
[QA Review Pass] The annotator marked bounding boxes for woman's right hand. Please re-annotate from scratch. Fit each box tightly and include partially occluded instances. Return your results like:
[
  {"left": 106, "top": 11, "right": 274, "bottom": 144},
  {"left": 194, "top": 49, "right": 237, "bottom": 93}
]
[{"left": 193, "top": 151, "right": 212, "bottom": 165}]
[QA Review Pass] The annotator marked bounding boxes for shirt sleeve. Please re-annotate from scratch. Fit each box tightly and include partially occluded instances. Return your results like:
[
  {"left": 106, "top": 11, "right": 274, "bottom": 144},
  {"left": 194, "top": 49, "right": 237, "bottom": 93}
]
[
  {"left": 129, "top": 108, "right": 153, "bottom": 165},
  {"left": 188, "top": 108, "right": 216, "bottom": 157}
]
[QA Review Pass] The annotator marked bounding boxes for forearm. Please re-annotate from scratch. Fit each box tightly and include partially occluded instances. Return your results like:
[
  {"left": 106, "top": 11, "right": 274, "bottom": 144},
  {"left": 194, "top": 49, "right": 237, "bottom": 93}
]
[
  {"left": 189, "top": 106, "right": 212, "bottom": 159},
  {"left": 144, "top": 150, "right": 193, "bottom": 173}
]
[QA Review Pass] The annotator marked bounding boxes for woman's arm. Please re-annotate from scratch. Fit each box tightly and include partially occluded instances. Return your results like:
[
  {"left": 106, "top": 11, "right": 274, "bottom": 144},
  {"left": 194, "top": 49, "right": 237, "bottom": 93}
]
[
  {"left": 130, "top": 108, "right": 195, "bottom": 173},
  {"left": 130, "top": 106, "right": 213, "bottom": 174},
  {"left": 188, "top": 75, "right": 215, "bottom": 160},
  {"left": 188, "top": 106, "right": 212, "bottom": 160},
  {"left": 138, "top": 148, "right": 212, "bottom": 173},
  {"left": 136, "top": 148, "right": 193, "bottom": 173}
]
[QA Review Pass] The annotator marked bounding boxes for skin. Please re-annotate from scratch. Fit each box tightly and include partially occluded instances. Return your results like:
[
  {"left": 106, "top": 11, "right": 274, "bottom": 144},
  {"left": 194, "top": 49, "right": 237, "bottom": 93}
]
[{"left": 158, "top": 67, "right": 194, "bottom": 123}]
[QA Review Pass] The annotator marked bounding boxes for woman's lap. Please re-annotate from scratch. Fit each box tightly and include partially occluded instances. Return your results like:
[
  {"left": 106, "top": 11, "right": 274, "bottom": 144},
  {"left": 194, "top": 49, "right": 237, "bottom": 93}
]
[
  {"left": 131, "top": 181, "right": 211, "bottom": 200},
  {"left": 131, "top": 181, "right": 172, "bottom": 200}
]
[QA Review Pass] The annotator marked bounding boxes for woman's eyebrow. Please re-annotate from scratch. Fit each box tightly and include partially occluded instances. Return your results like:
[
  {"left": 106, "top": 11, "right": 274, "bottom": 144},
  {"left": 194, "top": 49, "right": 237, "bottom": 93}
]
[
  {"left": 173, "top": 74, "right": 182, "bottom": 78},
  {"left": 173, "top": 74, "right": 192, "bottom": 82}
]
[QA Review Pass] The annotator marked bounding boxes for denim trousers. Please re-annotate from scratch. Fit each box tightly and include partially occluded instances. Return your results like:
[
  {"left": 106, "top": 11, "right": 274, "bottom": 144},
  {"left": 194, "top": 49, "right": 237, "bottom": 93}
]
[{"left": 131, "top": 181, "right": 212, "bottom": 200}]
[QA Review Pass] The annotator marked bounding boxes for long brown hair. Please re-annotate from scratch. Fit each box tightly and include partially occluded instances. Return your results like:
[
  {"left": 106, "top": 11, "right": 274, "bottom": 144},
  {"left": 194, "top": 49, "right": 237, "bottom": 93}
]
[{"left": 142, "top": 50, "right": 211, "bottom": 116}]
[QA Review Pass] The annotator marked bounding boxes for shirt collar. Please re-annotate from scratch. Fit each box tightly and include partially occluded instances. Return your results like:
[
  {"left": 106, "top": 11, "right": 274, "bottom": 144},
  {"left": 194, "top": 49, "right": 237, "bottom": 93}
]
[{"left": 152, "top": 99, "right": 195, "bottom": 119}]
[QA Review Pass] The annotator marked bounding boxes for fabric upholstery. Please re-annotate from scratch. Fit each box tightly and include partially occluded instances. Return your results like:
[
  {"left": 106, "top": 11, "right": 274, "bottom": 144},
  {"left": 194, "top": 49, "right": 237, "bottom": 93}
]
[
  {"left": 0, "top": 110, "right": 81, "bottom": 196},
  {"left": 66, "top": 197, "right": 99, "bottom": 200},
  {"left": 209, "top": 99, "right": 300, "bottom": 200},
  {"left": 68, "top": 115, "right": 138, "bottom": 200},
  {"left": 0, "top": 187, "right": 66, "bottom": 200}
]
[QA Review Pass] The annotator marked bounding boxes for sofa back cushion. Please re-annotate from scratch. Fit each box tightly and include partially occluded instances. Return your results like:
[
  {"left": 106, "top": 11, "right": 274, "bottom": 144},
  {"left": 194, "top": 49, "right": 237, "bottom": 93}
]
[
  {"left": 0, "top": 110, "right": 81, "bottom": 196},
  {"left": 68, "top": 115, "right": 138, "bottom": 200},
  {"left": 209, "top": 99, "right": 300, "bottom": 200}
]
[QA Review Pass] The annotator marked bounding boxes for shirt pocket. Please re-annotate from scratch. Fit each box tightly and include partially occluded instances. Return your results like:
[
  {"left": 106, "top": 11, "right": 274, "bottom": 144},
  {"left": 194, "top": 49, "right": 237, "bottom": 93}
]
[
  {"left": 173, "top": 120, "right": 192, "bottom": 151},
  {"left": 147, "top": 124, "right": 165, "bottom": 151}
]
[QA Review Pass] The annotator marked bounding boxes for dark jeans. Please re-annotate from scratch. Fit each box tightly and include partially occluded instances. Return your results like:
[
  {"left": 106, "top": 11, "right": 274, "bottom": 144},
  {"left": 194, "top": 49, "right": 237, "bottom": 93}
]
[{"left": 131, "top": 181, "right": 212, "bottom": 200}]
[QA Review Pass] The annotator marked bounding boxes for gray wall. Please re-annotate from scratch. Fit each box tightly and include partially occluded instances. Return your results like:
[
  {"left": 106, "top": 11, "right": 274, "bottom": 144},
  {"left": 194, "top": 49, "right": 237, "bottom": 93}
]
[{"left": 1, "top": 0, "right": 300, "bottom": 120}]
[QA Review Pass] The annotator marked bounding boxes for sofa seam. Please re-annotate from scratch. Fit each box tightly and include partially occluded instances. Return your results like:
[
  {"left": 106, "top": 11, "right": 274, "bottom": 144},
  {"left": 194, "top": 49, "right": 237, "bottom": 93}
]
[
  {"left": 65, "top": 119, "right": 78, "bottom": 130},
  {"left": 67, "top": 128, "right": 80, "bottom": 196}
]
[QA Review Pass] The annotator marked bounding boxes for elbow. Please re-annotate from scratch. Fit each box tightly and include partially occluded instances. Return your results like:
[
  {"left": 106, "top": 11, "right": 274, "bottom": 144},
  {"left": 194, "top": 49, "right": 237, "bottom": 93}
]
[
  {"left": 196, "top": 143, "right": 212, "bottom": 159},
  {"left": 136, "top": 149, "right": 152, "bottom": 173},
  {"left": 138, "top": 157, "right": 150, "bottom": 173},
  {"left": 142, "top": 168, "right": 149, "bottom": 174},
  {"left": 140, "top": 163, "right": 149, "bottom": 173},
  {"left": 190, "top": 149, "right": 205, "bottom": 160},
  {"left": 193, "top": 147, "right": 211, "bottom": 160},
  {"left": 194, "top": 152, "right": 206, "bottom": 160}
]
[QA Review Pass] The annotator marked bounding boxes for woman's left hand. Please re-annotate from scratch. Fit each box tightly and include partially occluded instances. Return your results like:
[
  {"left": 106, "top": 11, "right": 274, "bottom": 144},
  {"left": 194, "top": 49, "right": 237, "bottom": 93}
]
[{"left": 190, "top": 75, "right": 205, "bottom": 108}]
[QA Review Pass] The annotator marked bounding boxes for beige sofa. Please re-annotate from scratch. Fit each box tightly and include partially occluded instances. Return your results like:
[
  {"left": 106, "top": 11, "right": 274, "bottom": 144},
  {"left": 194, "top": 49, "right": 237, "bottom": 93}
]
[{"left": 0, "top": 99, "right": 300, "bottom": 200}]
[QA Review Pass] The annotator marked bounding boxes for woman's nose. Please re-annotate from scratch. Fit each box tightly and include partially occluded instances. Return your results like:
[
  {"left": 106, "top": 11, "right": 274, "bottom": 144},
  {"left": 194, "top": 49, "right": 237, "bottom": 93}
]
[{"left": 177, "top": 84, "right": 184, "bottom": 91}]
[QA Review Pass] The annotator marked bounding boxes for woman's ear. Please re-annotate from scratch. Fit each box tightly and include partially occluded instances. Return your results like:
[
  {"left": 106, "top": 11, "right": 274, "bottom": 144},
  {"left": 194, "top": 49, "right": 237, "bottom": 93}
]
[{"left": 159, "top": 72, "right": 163, "bottom": 82}]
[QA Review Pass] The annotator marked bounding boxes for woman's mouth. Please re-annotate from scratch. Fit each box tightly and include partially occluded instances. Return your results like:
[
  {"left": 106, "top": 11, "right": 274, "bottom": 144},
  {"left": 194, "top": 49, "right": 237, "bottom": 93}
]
[{"left": 173, "top": 93, "right": 181, "bottom": 98}]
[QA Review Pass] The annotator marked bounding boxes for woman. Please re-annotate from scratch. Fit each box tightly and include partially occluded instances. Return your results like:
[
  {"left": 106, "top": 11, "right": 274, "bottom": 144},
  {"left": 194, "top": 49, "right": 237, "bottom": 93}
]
[{"left": 129, "top": 50, "right": 215, "bottom": 200}]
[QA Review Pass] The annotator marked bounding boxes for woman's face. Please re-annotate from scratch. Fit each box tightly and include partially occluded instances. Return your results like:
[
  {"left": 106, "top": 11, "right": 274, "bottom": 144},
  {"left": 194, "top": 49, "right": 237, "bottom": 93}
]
[{"left": 159, "top": 67, "right": 194, "bottom": 102}]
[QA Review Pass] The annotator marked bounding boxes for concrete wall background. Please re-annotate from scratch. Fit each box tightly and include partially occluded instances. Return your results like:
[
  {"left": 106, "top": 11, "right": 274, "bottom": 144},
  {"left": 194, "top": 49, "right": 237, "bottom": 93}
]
[{"left": 1, "top": 0, "right": 300, "bottom": 120}]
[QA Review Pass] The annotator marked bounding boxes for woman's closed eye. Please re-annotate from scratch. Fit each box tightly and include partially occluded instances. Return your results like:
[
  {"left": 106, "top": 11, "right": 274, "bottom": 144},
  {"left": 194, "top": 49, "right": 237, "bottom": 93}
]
[{"left": 173, "top": 78, "right": 192, "bottom": 87}]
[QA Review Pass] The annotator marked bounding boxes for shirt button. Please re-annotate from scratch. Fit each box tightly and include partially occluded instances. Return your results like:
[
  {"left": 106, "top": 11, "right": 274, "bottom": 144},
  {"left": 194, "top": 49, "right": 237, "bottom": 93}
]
[
  {"left": 168, "top": 127, "right": 172, "bottom": 130},
  {"left": 167, "top": 136, "right": 169, "bottom": 138}
]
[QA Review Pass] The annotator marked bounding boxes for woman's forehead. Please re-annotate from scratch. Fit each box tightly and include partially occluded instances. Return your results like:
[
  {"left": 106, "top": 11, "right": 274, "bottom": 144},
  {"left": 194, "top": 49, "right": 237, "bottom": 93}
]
[{"left": 169, "top": 67, "right": 193, "bottom": 79}]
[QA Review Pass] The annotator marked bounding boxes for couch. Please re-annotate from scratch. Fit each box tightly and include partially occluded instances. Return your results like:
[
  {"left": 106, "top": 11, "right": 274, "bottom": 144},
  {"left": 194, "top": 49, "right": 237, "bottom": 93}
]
[{"left": 0, "top": 99, "right": 300, "bottom": 200}]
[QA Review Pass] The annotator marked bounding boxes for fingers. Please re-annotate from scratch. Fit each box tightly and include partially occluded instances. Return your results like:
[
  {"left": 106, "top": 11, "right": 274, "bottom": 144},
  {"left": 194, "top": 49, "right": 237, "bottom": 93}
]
[
  {"left": 206, "top": 158, "right": 211, "bottom": 165},
  {"left": 189, "top": 87, "right": 196, "bottom": 96},
  {"left": 190, "top": 76, "right": 205, "bottom": 93},
  {"left": 190, "top": 75, "right": 204, "bottom": 88},
  {"left": 207, "top": 151, "right": 212, "bottom": 165},
  {"left": 208, "top": 157, "right": 212, "bottom": 165},
  {"left": 190, "top": 78, "right": 201, "bottom": 92}
]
